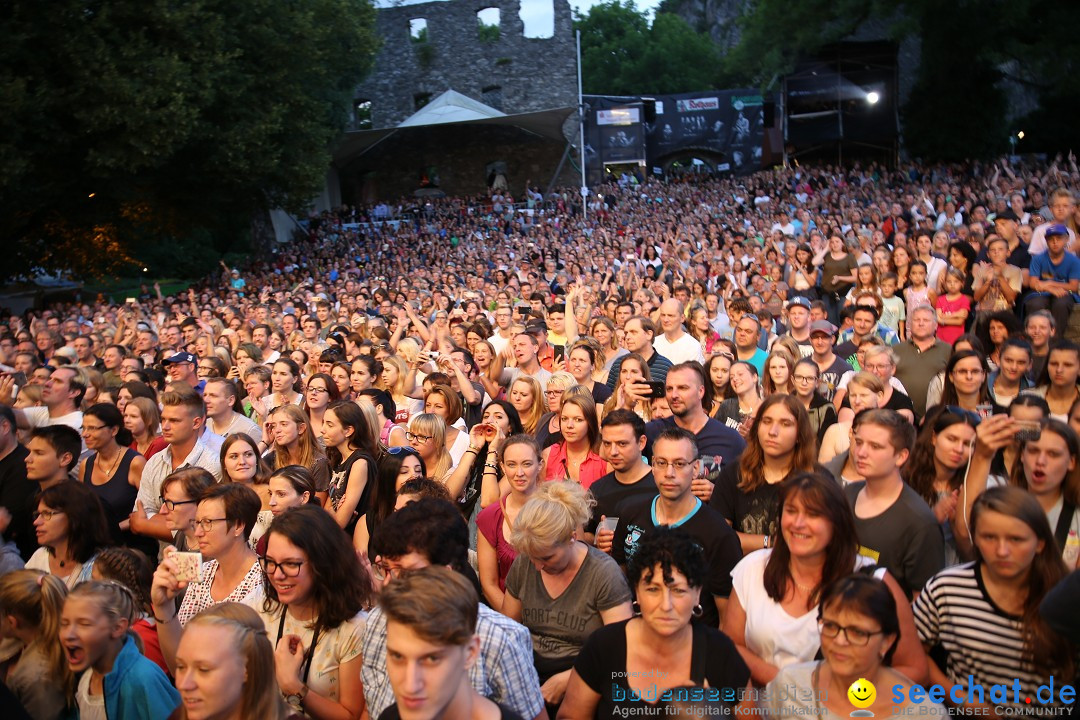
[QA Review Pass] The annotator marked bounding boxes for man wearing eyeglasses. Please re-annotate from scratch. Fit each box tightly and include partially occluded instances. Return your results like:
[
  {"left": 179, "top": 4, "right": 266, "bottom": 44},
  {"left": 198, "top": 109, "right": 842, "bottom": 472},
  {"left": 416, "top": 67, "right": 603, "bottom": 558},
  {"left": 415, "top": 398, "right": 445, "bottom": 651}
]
[
  {"left": 361, "top": 499, "right": 545, "bottom": 720},
  {"left": 610, "top": 427, "right": 742, "bottom": 630}
]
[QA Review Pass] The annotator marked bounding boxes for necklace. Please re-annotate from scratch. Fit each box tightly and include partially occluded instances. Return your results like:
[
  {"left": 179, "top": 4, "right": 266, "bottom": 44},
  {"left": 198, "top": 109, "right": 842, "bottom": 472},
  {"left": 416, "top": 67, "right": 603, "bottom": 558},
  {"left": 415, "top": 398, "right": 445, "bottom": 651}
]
[{"left": 97, "top": 447, "right": 124, "bottom": 479}]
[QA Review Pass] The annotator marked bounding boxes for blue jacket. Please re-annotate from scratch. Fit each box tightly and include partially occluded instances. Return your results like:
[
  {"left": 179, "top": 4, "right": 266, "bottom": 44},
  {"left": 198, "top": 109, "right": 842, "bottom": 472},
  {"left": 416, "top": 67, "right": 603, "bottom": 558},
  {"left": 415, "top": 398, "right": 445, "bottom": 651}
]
[{"left": 95, "top": 634, "right": 179, "bottom": 720}]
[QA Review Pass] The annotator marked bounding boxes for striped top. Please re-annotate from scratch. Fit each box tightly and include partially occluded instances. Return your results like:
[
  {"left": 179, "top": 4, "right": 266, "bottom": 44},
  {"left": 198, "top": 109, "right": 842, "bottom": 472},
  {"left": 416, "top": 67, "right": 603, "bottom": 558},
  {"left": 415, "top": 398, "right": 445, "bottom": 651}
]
[{"left": 912, "top": 562, "right": 1047, "bottom": 705}]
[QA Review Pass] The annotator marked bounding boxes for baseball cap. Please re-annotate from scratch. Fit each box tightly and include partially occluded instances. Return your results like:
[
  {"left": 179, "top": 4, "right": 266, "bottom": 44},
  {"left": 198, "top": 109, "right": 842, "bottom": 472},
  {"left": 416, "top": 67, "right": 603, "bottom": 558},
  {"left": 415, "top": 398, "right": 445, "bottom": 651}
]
[
  {"left": 809, "top": 320, "right": 837, "bottom": 336},
  {"left": 1045, "top": 224, "right": 1070, "bottom": 238},
  {"left": 525, "top": 321, "right": 548, "bottom": 334},
  {"left": 163, "top": 351, "right": 197, "bottom": 365},
  {"left": 787, "top": 296, "right": 812, "bottom": 311}
]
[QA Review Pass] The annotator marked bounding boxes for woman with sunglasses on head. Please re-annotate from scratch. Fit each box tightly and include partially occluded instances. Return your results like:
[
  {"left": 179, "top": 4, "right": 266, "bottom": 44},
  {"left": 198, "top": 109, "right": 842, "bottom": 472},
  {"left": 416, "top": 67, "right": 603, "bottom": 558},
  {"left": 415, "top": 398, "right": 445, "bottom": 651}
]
[
  {"left": 303, "top": 372, "right": 341, "bottom": 442},
  {"left": 915, "top": 487, "right": 1075, "bottom": 711},
  {"left": 257, "top": 505, "right": 373, "bottom": 719},
  {"left": 27, "top": 482, "right": 112, "bottom": 589},
  {"left": 353, "top": 446, "right": 426, "bottom": 556},
  {"left": 151, "top": 483, "right": 265, "bottom": 673},
  {"left": 264, "top": 404, "right": 331, "bottom": 506},
  {"left": 764, "top": 574, "right": 940, "bottom": 717}
]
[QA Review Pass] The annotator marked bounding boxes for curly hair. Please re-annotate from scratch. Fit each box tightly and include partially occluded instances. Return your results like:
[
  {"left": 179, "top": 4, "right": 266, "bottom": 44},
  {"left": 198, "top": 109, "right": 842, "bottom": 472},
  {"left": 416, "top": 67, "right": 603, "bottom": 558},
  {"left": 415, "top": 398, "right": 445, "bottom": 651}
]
[{"left": 627, "top": 528, "right": 707, "bottom": 591}]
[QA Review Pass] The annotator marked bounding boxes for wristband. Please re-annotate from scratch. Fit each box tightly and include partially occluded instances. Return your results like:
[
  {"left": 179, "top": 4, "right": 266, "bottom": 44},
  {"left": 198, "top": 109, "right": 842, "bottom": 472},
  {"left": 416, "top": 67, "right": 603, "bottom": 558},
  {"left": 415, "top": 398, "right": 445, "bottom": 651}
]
[{"left": 153, "top": 611, "right": 175, "bottom": 624}]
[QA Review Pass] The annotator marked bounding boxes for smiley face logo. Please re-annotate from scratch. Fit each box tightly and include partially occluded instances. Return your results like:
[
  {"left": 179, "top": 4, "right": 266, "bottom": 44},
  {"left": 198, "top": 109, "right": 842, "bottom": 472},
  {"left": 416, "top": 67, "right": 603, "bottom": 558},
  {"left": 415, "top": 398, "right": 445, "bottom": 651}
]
[{"left": 847, "top": 677, "right": 876, "bottom": 709}]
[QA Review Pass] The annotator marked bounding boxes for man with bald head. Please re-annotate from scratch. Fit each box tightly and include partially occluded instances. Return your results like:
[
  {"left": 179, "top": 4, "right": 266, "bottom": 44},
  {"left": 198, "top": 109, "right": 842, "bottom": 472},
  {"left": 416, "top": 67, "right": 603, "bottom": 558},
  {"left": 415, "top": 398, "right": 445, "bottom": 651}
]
[
  {"left": 892, "top": 304, "right": 951, "bottom": 419},
  {"left": 652, "top": 299, "right": 705, "bottom": 365}
]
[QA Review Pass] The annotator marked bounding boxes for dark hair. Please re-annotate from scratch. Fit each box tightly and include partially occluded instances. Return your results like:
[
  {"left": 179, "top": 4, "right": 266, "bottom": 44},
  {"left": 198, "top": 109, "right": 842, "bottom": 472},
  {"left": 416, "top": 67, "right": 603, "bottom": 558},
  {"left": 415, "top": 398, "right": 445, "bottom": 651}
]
[
  {"left": 627, "top": 528, "right": 707, "bottom": 590},
  {"left": 653, "top": 426, "right": 698, "bottom": 458},
  {"left": 198, "top": 483, "right": 261, "bottom": 541},
  {"left": 369, "top": 449, "right": 427, "bottom": 528},
  {"left": 273, "top": 358, "right": 303, "bottom": 393},
  {"left": 0, "top": 405, "right": 15, "bottom": 436},
  {"left": 305, "top": 372, "right": 341, "bottom": 406},
  {"left": 1010, "top": 392, "right": 1049, "bottom": 417},
  {"left": 352, "top": 354, "right": 383, "bottom": 381},
  {"left": 1010, "top": 419, "right": 1080, "bottom": 506},
  {"left": 970, "top": 486, "right": 1072, "bottom": 677},
  {"left": 601, "top": 408, "right": 647, "bottom": 439},
  {"left": 1039, "top": 340, "right": 1080, "bottom": 387},
  {"left": 396, "top": 476, "right": 451, "bottom": 503},
  {"left": 940, "top": 349, "right": 991, "bottom": 407},
  {"left": 1000, "top": 336, "right": 1033, "bottom": 360},
  {"left": 119, "top": 380, "right": 158, "bottom": 405},
  {"left": 947, "top": 241, "right": 977, "bottom": 271},
  {"left": 851, "top": 409, "right": 915, "bottom": 454},
  {"left": 94, "top": 547, "right": 154, "bottom": 614},
  {"left": 764, "top": 472, "right": 858, "bottom": 607},
  {"left": 38, "top": 482, "right": 111, "bottom": 563},
  {"left": 903, "top": 405, "right": 979, "bottom": 505},
  {"left": 268, "top": 466, "right": 320, "bottom": 505},
  {"left": 482, "top": 399, "right": 524, "bottom": 435},
  {"left": 370, "top": 498, "right": 469, "bottom": 571},
  {"left": 84, "top": 403, "right": 133, "bottom": 446},
  {"left": 818, "top": 574, "right": 900, "bottom": 665},
  {"left": 324, "top": 400, "right": 378, "bottom": 467},
  {"left": 262, "top": 506, "right": 373, "bottom": 634},
  {"left": 359, "top": 388, "right": 396, "bottom": 423},
  {"left": 219, "top": 433, "right": 271, "bottom": 485},
  {"left": 29, "top": 425, "right": 82, "bottom": 471},
  {"left": 379, "top": 567, "right": 478, "bottom": 647}
]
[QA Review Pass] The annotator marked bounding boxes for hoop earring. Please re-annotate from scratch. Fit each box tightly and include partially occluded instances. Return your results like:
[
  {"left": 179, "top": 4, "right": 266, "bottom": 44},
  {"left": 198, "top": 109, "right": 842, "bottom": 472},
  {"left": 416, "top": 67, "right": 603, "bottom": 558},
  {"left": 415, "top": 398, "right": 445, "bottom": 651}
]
[
  {"left": 692, "top": 604, "right": 703, "bottom": 618},
  {"left": 632, "top": 601, "right": 641, "bottom": 616}
]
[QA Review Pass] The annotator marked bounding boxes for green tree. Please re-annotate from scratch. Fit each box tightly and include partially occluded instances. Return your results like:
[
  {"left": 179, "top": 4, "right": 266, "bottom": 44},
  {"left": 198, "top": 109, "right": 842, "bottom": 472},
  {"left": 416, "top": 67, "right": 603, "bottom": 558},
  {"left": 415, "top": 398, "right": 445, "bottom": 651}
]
[
  {"left": 575, "top": 1, "right": 718, "bottom": 95},
  {"left": 0, "top": 0, "right": 378, "bottom": 280}
]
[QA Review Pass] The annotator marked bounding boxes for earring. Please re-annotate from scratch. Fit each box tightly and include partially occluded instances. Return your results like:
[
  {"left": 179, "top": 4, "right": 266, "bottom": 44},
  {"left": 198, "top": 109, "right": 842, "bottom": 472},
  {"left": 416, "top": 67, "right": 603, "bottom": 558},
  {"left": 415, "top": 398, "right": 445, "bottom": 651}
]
[
  {"left": 692, "top": 604, "right": 703, "bottom": 618},
  {"left": 632, "top": 601, "right": 641, "bottom": 616}
]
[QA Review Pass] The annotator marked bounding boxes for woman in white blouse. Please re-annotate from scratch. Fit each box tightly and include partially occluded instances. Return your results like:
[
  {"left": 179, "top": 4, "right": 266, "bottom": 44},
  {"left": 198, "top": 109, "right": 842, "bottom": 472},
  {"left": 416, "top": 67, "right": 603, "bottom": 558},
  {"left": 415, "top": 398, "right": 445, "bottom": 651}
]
[{"left": 723, "top": 472, "right": 926, "bottom": 686}]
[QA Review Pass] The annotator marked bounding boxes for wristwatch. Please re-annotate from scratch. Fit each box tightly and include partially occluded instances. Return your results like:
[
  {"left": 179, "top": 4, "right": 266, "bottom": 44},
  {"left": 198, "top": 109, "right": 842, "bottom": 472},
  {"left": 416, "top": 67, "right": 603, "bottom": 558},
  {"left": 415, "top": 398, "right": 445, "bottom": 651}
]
[{"left": 285, "top": 684, "right": 309, "bottom": 708}]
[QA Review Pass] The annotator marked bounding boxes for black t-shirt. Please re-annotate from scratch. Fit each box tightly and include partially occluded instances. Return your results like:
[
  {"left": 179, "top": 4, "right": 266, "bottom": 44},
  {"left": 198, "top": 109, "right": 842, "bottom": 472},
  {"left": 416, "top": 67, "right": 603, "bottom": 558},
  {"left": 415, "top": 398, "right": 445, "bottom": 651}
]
[
  {"left": 574, "top": 619, "right": 749, "bottom": 717},
  {"left": 0, "top": 445, "right": 35, "bottom": 560},
  {"left": 817, "top": 356, "right": 853, "bottom": 403},
  {"left": 611, "top": 495, "right": 742, "bottom": 628},
  {"left": 459, "top": 381, "right": 485, "bottom": 429},
  {"left": 586, "top": 470, "right": 656, "bottom": 534},
  {"left": 590, "top": 382, "right": 613, "bottom": 405},
  {"left": 710, "top": 463, "right": 782, "bottom": 539}
]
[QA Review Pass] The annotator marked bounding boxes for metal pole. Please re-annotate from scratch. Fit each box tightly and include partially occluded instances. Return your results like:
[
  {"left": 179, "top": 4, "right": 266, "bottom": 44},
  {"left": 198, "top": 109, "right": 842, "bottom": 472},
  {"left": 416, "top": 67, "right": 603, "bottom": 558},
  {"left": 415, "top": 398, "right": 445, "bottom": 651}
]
[{"left": 577, "top": 29, "right": 587, "bottom": 220}]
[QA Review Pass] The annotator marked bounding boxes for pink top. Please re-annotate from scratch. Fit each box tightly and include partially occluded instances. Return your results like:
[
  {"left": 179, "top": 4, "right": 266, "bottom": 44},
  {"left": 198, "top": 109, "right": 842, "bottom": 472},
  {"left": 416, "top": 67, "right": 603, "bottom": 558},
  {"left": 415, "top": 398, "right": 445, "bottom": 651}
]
[
  {"left": 904, "top": 285, "right": 932, "bottom": 320},
  {"left": 476, "top": 501, "right": 517, "bottom": 591},
  {"left": 934, "top": 293, "right": 971, "bottom": 345},
  {"left": 543, "top": 442, "right": 607, "bottom": 489}
]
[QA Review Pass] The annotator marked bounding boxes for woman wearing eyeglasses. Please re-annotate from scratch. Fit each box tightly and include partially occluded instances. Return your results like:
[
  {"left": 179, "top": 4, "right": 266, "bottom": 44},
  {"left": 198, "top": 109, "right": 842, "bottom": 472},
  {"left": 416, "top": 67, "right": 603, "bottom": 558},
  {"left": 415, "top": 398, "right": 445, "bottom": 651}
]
[
  {"left": 930, "top": 349, "right": 994, "bottom": 417},
  {"left": 791, "top": 358, "right": 837, "bottom": 446},
  {"left": 764, "top": 574, "right": 941, "bottom": 717},
  {"left": 27, "top": 482, "right": 112, "bottom": 589},
  {"left": 159, "top": 468, "right": 216, "bottom": 553},
  {"left": 353, "top": 447, "right": 426, "bottom": 556},
  {"left": 406, "top": 412, "right": 453, "bottom": 482},
  {"left": 257, "top": 505, "right": 372, "bottom": 719},
  {"left": 303, "top": 372, "right": 341, "bottom": 442},
  {"left": 151, "top": 483, "right": 265, "bottom": 673}
]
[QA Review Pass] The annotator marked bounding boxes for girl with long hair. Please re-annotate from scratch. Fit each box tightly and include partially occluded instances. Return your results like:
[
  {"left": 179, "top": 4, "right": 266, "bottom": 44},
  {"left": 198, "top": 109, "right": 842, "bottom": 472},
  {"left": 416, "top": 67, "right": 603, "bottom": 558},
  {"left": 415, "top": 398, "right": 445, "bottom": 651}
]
[
  {"left": 349, "top": 355, "right": 380, "bottom": 395},
  {"left": 726, "top": 472, "right": 926, "bottom": 686},
  {"left": 792, "top": 357, "right": 837, "bottom": 446},
  {"left": 406, "top": 412, "right": 453, "bottom": 481},
  {"left": 711, "top": 395, "right": 819, "bottom": 555},
  {"left": 0, "top": 570, "right": 72, "bottom": 719},
  {"left": 124, "top": 396, "right": 167, "bottom": 459},
  {"left": 352, "top": 447, "right": 425, "bottom": 556},
  {"left": 602, "top": 353, "right": 653, "bottom": 422},
  {"left": 936, "top": 349, "right": 993, "bottom": 414},
  {"left": 508, "top": 376, "right": 545, "bottom": 435},
  {"left": 588, "top": 316, "right": 626, "bottom": 381},
  {"left": 915, "top": 487, "right": 1075, "bottom": 708},
  {"left": 380, "top": 355, "right": 421, "bottom": 425},
  {"left": 330, "top": 362, "right": 353, "bottom": 401},
  {"left": 705, "top": 352, "right": 736, "bottom": 419},
  {"left": 423, "top": 383, "right": 470, "bottom": 467},
  {"left": 303, "top": 372, "right": 341, "bottom": 441},
  {"left": 566, "top": 341, "right": 613, "bottom": 406},
  {"left": 762, "top": 348, "right": 797, "bottom": 396},
  {"left": 322, "top": 400, "right": 378, "bottom": 535},
  {"left": 264, "top": 404, "right": 330, "bottom": 505},
  {"left": 171, "top": 603, "right": 293, "bottom": 720},
  {"left": 265, "top": 358, "right": 304, "bottom": 413},
  {"left": 257, "top": 506, "right": 372, "bottom": 719},
  {"left": 220, "top": 433, "right": 273, "bottom": 546},
  {"left": 470, "top": 339, "right": 504, "bottom": 403},
  {"left": 1035, "top": 340, "right": 1080, "bottom": 420},
  {"left": 445, "top": 398, "right": 523, "bottom": 516},
  {"left": 92, "top": 546, "right": 168, "bottom": 674},
  {"left": 541, "top": 392, "right": 607, "bottom": 488},
  {"left": 714, "top": 361, "right": 764, "bottom": 437}
]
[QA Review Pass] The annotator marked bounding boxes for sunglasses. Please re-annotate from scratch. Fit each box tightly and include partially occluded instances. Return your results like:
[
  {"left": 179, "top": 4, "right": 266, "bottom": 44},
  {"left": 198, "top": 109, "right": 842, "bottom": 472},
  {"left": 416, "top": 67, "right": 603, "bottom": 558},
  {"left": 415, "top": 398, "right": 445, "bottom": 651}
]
[{"left": 385, "top": 446, "right": 419, "bottom": 456}]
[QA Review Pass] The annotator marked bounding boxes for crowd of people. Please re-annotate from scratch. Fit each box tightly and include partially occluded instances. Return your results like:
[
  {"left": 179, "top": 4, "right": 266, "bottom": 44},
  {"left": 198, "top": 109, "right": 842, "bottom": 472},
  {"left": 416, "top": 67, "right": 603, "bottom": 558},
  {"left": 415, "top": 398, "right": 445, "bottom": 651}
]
[{"left": 1, "top": 155, "right": 1080, "bottom": 719}]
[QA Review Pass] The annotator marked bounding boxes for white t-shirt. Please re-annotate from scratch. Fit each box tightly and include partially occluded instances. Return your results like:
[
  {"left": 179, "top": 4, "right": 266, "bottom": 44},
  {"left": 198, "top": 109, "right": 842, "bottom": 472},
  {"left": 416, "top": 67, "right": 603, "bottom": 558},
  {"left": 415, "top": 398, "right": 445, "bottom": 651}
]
[
  {"left": 652, "top": 332, "right": 705, "bottom": 366},
  {"left": 732, "top": 549, "right": 876, "bottom": 670},
  {"left": 23, "top": 407, "right": 85, "bottom": 451},
  {"left": 208, "top": 412, "right": 260, "bottom": 439},
  {"left": 76, "top": 671, "right": 107, "bottom": 720},
  {"left": 1028, "top": 222, "right": 1077, "bottom": 256}
]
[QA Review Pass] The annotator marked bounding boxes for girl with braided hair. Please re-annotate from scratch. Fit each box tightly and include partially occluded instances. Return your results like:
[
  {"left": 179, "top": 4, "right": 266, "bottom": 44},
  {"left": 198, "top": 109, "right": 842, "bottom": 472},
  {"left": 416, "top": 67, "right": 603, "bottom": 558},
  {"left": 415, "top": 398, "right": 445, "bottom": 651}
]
[{"left": 93, "top": 546, "right": 168, "bottom": 674}]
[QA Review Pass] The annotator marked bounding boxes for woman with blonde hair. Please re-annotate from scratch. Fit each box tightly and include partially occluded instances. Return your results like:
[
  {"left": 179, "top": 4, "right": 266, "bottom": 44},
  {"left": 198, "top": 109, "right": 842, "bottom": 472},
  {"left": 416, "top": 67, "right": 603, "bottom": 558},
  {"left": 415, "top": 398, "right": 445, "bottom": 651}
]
[
  {"left": 0, "top": 569, "right": 72, "bottom": 719},
  {"left": 602, "top": 353, "right": 653, "bottom": 422},
  {"left": 762, "top": 347, "right": 797, "bottom": 396},
  {"left": 536, "top": 370, "right": 576, "bottom": 449},
  {"left": 509, "top": 375, "right": 546, "bottom": 435},
  {"left": 503, "top": 481, "right": 633, "bottom": 711},
  {"left": 264, "top": 404, "right": 330, "bottom": 504},
  {"left": 471, "top": 339, "right": 503, "bottom": 401},
  {"left": 424, "top": 383, "right": 470, "bottom": 466},
  {"left": 171, "top": 602, "right": 294, "bottom": 720},
  {"left": 407, "top": 412, "right": 453, "bottom": 482},
  {"left": 380, "top": 354, "right": 421, "bottom": 425}
]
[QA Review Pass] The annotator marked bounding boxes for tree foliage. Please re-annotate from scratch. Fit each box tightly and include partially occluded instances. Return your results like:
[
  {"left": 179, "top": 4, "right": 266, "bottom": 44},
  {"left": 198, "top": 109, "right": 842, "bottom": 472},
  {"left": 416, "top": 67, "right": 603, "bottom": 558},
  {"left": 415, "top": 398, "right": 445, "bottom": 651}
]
[
  {"left": 0, "top": 0, "right": 378, "bottom": 280},
  {"left": 575, "top": 1, "right": 720, "bottom": 96}
]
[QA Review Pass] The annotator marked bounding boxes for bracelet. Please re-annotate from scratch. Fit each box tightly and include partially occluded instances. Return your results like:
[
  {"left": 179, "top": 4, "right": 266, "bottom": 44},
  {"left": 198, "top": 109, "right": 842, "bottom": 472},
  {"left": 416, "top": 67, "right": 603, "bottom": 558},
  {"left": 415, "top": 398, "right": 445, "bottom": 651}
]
[
  {"left": 466, "top": 447, "right": 481, "bottom": 455},
  {"left": 483, "top": 462, "right": 499, "bottom": 470},
  {"left": 153, "top": 611, "right": 175, "bottom": 624}
]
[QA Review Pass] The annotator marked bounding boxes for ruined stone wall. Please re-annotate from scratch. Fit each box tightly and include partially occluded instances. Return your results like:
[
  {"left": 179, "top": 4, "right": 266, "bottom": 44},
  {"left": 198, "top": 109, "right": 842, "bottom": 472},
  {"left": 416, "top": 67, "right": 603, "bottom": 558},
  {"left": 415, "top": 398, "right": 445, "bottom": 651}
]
[{"left": 355, "top": 0, "right": 578, "bottom": 129}]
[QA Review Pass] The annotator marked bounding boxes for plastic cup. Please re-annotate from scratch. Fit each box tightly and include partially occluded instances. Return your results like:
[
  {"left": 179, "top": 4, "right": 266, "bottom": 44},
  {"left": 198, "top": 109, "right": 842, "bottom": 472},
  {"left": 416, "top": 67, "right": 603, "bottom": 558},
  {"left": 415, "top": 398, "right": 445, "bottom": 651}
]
[{"left": 598, "top": 516, "right": 619, "bottom": 533}]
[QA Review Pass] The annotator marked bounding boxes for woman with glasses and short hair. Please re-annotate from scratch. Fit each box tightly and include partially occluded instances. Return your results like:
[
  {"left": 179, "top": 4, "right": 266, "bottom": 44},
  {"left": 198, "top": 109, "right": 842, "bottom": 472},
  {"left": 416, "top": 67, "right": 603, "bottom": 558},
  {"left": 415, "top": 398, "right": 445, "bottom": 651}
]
[
  {"left": 157, "top": 468, "right": 216, "bottom": 553},
  {"left": 791, "top": 358, "right": 837, "bottom": 445},
  {"left": 256, "top": 505, "right": 373, "bottom": 719},
  {"left": 150, "top": 483, "right": 265, "bottom": 673},
  {"left": 764, "top": 574, "right": 941, "bottom": 717},
  {"left": 27, "top": 482, "right": 112, "bottom": 589}
]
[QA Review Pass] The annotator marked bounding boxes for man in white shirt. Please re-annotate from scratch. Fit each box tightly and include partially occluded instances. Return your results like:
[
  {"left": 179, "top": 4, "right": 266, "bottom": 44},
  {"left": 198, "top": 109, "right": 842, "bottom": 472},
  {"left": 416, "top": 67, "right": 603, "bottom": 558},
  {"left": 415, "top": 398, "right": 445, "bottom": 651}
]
[
  {"left": 487, "top": 305, "right": 516, "bottom": 356},
  {"left": 652, "top": 299, "right": 705, "bottom": 365},
  {"left": 1028, "top": 188, "right": 1077, "bottom": 255},
  {"left": 0, "top": 366, "right": 85, "bottom": 447},
  {"left": 203, "top": 378, "right": 260, "bottom": 439}
]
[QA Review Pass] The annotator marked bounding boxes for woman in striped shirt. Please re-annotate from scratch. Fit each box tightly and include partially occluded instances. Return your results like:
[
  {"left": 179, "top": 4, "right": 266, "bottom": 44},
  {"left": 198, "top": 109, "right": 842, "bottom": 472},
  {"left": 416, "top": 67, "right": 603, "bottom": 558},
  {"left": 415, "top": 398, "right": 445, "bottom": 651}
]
[{"left": 913, "top": 486, "right": 1074, "bottom": 710}]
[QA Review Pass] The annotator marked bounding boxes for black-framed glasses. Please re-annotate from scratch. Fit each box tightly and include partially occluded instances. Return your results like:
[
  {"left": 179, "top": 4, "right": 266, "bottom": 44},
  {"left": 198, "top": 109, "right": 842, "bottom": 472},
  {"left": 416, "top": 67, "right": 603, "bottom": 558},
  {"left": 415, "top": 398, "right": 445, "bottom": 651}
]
[
  {"left": 792, "top": 375, "right": 818, "bottom": 384},
  {"left": 32, "top": 509, "right": 64, "bottom": 521},
  {"left": 652, "top": 459, "right": 693, "bottom": 472},
  {"left": 818, "top": 619, "right": 884, "bottom": 646},
  {"left": 405, "top": 431, "right": 433, "bottom": 443},
  {"left": 259, "top": 556, "right": 305, "bottom": 578},
  {"left": 161, "top": 498, "right": 198, "bottom": 512},
  {"left": 945, "top": 405, "right": 981, "bottom": 424}
]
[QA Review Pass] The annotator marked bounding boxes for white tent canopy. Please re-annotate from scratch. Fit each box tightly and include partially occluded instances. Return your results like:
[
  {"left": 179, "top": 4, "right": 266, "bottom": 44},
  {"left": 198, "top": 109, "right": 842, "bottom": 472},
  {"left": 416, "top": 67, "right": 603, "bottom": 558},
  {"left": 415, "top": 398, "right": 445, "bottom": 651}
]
[{"left": 397, "top": 89, "right": 506, "bottom": 126}]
